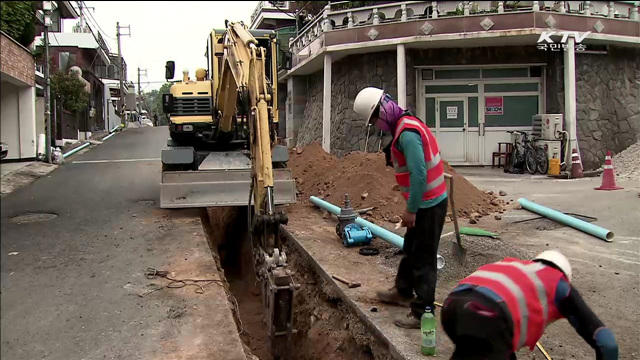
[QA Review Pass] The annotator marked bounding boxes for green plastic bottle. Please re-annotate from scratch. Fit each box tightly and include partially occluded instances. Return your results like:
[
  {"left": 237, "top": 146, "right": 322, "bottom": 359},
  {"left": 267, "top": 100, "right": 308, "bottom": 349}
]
[{"left": 421, "top": 307, "right": 436, "bottom": 356}]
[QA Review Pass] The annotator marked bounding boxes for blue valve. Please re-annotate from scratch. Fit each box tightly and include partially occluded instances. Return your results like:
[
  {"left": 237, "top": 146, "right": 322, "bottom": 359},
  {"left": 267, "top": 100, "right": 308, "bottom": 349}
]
[{"left": 342, "top": 223, "right": 373, "bottom": 247}]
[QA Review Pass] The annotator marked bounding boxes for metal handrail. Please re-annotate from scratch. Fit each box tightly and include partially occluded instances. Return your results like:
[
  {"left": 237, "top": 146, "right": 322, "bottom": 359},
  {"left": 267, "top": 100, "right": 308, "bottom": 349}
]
[
  {"left": 289, "top": 8, "right": 327, "bottom": 46},
  {"left": 289, "top": 1, "right": 638, "bottom": 54}
]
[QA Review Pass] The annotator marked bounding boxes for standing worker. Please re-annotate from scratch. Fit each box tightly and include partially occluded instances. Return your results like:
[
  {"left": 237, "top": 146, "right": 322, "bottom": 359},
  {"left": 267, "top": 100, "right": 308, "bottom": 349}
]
[
  {"left": 153, "top": 113, "right": 158, "bottom": 127},
  {"left": 441, "top": 250, "right": 619, "bottom": 360},
  {"left": 353, "top": 87, "right": 448, "bottom": 329}
]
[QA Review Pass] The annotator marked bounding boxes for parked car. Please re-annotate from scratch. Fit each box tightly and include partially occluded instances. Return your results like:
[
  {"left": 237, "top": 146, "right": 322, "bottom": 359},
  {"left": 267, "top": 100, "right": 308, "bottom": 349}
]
[
  {"left": 140, "top": 117, "right": 154, "bottom": 127},
  {"left": 1, "top": 142, "right": 8, "bottom": 159}
]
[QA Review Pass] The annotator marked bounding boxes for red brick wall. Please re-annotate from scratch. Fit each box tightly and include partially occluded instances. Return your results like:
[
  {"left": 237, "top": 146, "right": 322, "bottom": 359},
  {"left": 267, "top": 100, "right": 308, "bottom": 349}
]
[
  {"left": 0, "top": 32, "right": 35, "bottom": 86},
  {"left": 46, "top": 47, "right": 98, "bottom": 74}
]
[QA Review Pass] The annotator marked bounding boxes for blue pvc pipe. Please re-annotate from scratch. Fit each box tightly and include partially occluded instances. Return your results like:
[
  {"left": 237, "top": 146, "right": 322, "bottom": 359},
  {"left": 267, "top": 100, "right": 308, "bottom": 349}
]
[
  {"left": 517, "top": 198, "right": 614, "bottom": 242},
  {"left": 310, "top": 196, "right": 404, "bottom": 248},
  {"left": 62, "top": 142, "right": 91, "bottom": 158}
]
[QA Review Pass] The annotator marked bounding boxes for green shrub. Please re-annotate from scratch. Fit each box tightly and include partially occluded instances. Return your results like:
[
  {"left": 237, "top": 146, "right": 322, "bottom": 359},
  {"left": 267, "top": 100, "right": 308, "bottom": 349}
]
[
  {"left": 51, "top": 71, "right": 90, "bottom": 114},
  {"left": 0, "top": 1, "right": 37, "bottom": 48}
]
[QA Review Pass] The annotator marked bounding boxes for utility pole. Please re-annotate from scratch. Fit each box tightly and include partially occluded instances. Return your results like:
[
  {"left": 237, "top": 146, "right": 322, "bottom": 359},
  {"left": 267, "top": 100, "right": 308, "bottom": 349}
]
[
  {"left": 77, "top": 2, "right": 94, "bottom": 32},
  {"left": 43, "top": 1, "right": 52, "bottom": 163},
  {"left": 137, "top": 67, "right": 147, "bottom": 114},
  {"left": 78, "top": 1, "right": 84, "bottom": 29},
  {"left": 116, "top": 22, "right": 130, "bottom": 127}
]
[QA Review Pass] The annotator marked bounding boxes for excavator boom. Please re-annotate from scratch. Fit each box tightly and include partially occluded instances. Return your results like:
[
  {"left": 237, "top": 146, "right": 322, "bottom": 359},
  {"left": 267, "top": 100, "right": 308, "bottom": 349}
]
[{"left": 159, "top": 21, "right": 297, "bottom": 358}]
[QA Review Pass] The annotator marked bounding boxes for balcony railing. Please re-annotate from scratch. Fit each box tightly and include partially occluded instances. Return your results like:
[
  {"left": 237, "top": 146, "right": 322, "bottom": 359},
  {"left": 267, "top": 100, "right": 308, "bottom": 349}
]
[
  {"left": 251, "top": 1, "right": 292, "bottom": 25},
  {"left": 289, "top": 1, "right": 640, "bottom": 55}
]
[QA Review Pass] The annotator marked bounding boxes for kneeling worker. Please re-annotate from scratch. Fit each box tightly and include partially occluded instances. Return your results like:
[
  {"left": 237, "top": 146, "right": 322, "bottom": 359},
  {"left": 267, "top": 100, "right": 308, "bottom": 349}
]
[{"left": 441, "top": 250, "right": 618, "bottom": 360}]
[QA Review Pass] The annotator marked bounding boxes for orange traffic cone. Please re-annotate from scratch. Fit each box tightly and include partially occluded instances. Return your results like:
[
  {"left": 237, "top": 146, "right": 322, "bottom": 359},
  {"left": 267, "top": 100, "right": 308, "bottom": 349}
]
[
  {"left": 595, "top": 151, "right": 623, "bottom": 191},
  {"left": 570, "top": 149, "right": 583, "bottom": 179}
]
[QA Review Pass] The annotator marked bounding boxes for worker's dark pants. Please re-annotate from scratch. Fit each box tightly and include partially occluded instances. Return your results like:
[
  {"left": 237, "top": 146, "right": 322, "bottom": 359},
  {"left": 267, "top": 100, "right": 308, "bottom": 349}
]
[
  {"left": 441, "top": 289, "right": 516, "bottom": 360},
  {"left": 395, "top": 197, "right": 448, "bottom": 318}
]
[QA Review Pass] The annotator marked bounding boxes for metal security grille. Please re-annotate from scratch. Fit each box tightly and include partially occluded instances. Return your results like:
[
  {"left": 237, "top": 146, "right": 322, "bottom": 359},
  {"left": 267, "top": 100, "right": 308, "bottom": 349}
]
[{"left": 173, "top": 97, "right": 212, "bottom": 116}]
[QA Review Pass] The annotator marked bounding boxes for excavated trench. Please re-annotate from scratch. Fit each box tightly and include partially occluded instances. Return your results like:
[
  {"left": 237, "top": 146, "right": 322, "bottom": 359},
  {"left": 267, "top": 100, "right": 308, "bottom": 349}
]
[{"left": 201, "top": 207, "right": 395, "bottom": 360}]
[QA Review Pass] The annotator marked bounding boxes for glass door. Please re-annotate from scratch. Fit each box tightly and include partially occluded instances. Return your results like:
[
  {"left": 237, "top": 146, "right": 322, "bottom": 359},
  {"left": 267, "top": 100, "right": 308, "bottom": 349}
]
[{"left": 436, "top": 97, "right": 467, "bottom": 163}]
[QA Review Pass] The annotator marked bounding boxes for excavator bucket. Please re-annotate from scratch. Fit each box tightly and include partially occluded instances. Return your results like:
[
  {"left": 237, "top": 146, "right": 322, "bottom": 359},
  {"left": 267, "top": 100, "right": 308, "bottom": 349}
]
[{"left": 160, "top": 147, "right": 297, "bottom": 209}]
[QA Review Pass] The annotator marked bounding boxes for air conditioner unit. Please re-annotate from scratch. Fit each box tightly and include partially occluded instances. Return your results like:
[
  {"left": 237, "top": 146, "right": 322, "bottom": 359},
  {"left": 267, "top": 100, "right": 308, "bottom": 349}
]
[
  {"left": 532, "top": 114, "right": 563, "bottom": 140},
  {"left": 537, "top": 140, "right": 563, "bottom": 162}
]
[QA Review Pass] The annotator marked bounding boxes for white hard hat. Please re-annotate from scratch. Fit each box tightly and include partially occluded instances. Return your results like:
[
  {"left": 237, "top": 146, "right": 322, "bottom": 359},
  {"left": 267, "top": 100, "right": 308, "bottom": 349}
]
[
  {"left": 534, "top": 250, "right": 572, "bottom": 282},
  {"left": 353, "top": 87, "right": 384, "bottom": 122}
]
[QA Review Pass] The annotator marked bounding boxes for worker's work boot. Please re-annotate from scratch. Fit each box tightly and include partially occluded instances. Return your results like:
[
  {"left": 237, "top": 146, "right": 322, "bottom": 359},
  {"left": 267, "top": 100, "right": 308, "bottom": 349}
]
[
  {"left": 394, "top": 312, "right": 421, "bottom": 329},
  {"left": 376, "top": 287, "right": 413, "bottom": 307}
]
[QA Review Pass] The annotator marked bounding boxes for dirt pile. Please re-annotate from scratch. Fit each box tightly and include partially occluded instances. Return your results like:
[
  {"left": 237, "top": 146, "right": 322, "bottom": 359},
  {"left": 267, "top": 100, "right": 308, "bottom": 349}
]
[
  {"left": 288, "top": 142, "right": 504, "bottom": 220},
  {"left": 612, "top": 141, "right": 640, "bottom": 180}
]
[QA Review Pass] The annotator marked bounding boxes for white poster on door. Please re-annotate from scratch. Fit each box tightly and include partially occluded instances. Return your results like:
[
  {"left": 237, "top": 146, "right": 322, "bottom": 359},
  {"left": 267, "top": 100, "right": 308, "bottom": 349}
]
[{"left": 446, "top": 106, "right": 458, "bottom": 119}]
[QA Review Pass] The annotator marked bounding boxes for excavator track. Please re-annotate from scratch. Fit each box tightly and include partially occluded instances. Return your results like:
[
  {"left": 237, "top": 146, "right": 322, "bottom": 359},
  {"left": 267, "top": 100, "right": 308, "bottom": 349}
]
[{"left": 160, "top": 21, "right": 296, "bottom": 358}]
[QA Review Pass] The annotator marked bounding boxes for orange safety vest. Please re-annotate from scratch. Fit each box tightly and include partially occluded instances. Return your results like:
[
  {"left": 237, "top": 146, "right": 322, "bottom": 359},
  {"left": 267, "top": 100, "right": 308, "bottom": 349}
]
[
  {"left": 457, "top": 258, "right": 566, "bottom": 351},
  {"left": 390, "top": 116, "right": 446, "bottom": 202}
]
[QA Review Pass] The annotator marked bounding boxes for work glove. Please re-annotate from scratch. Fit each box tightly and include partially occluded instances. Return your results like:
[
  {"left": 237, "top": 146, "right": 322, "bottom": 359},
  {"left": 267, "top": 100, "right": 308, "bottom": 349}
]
[
  {"left": 594, "top": 327, "right": 619, "bottom": 360},
  {"left": 383, "top": 141, "right": 393, "bottom": 168}
]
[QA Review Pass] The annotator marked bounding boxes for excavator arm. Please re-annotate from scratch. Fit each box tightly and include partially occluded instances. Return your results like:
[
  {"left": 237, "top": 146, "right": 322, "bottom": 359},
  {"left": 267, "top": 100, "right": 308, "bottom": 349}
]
[
  {"left": 214, "top": 22, "right": 297, "bottom": 358},
  {"left": 160, "top": 22, "right": 296, "bottom": 357},
  {"left": 214, "top": 22, "right": 276, "bottom": 211}
]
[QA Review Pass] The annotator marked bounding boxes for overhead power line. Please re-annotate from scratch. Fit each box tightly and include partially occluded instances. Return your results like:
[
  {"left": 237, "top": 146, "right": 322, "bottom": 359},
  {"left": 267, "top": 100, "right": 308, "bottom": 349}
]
[
  {"left": 73, "top": 1, "right": 116, "bottom": 42},
  {"left": 82, "top": 3, "right": 116, "bottom": 40}
]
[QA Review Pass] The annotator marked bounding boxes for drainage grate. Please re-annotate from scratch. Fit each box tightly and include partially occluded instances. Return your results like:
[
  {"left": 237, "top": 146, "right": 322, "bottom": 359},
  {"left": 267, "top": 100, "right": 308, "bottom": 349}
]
[
  {"left": 138, "top": 200, "right": 157, "bottom": 206},
  {"left": 10, "top": 212, "right": 58, "bottom": 223}
]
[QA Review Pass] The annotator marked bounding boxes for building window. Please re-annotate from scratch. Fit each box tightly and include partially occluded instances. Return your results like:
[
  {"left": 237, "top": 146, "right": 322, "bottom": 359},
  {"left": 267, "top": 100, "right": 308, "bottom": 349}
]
[
  {"left": 468, "top": 97, "right": 479, "bottom": 127},
  {"left": 481, "top": 67, "right": 530, "bottom": 78},
  {"left": 422, "top": 69, "right": 434, "bottom": 80},
  {"left": 485, "top": 95, "right": 539, "bottom": 127},
  {"left": 484, "top": 83, "right": 539, "bottom": 92},
  {"left": 434, "top": 69, "right": 481, "bottom": 80},
  {"left": 50, "top": 10, "right": 61, "bottom": 32},
  {"left": 529, "top": 66, "right": 543, "bottom": 77},
  {"left": 59, "top": 52, "right": 77, "bottom": 74},
  {"left": 425, "top": 84, "right": 478, "bottom": 94},
  {"left": 425, "top": 98, "right": 436, "bottom": 127}
]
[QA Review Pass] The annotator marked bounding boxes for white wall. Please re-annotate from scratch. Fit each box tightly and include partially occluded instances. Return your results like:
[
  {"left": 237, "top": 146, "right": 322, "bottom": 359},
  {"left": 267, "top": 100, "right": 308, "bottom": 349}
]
[
  {"left": 18, "top": 87, "right": 36, "bottom": 158},
  {"left": 104, "top": 83, "right": 121, "bottom": 131},
  {"left": 107, "top": 101, "right": 120, "bottom": 131},
  {"left": 36, "top": 96, "right": 45, "bottom": 138},
  {"left": 1, "top": 82, "right": 20, "bottom": 159},
  {"left": 0, "top": 82, "right": 37, "bottom": 160}
]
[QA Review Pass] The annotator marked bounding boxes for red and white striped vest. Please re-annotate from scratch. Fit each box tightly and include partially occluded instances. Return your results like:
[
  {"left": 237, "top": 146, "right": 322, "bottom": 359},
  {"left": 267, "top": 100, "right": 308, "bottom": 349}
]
[
  {"left": 458, "top": 258, "right": 567, "bottom": 351},
  {"left": 390, "top": 116, "right": 446, "bottom": 202}
]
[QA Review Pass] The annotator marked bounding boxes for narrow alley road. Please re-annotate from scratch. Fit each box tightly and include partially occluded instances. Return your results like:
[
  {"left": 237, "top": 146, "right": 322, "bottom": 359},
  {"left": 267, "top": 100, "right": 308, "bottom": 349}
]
[{"left": 1, "top": 127, "right": 247, "bottom": 360}]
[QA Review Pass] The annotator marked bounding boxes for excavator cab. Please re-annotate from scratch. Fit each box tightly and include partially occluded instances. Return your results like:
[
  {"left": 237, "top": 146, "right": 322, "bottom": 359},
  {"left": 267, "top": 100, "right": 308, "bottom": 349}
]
[{"left": 160, "top": 24, "right": 296, "bottom": 209}]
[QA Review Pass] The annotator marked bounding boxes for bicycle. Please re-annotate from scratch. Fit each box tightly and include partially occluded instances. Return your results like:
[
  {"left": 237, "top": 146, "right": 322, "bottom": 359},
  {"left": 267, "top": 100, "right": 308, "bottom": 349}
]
[
  {"left": 507, "top": 130, "right": 537, "bottom": 174},
  {"left": 532, "top": 138, "right": 549, "bottom": 175}
]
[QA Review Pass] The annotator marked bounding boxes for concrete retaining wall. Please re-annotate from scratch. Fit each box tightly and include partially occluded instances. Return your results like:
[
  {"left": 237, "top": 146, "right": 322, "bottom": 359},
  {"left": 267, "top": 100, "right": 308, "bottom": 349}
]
[{"left": 576, "top": 47, "right": 640, "bottom": 170}]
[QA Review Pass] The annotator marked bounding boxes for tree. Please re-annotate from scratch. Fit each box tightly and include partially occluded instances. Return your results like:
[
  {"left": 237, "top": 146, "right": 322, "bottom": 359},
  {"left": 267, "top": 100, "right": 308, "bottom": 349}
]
[
  {"left": 50, "top": 71, "right": 90, "bottom": 114},
  {"left": 0, "top": 1, "right": 36, "bottom": 48},
  {"left": 31, "top": 38, "right": 45, "bottom": 61},
  {"left": 153, "top": 83, "right": 172, "bottom": 124}
]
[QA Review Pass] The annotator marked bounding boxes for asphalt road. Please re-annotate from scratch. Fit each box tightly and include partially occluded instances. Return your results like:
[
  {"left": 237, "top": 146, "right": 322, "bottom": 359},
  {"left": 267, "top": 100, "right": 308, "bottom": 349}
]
[{"left": 1, "top": 126, "right": 247, "bottom": 360}]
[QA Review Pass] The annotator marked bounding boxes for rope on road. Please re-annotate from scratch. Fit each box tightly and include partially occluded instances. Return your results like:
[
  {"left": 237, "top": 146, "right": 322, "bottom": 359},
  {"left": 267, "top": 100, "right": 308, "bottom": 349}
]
[
  {"left": 142, "top": 267, "right": 244, "bottom": 334},
  {"left": 144, "top": 267, "right": 223, "bottom": 294}
]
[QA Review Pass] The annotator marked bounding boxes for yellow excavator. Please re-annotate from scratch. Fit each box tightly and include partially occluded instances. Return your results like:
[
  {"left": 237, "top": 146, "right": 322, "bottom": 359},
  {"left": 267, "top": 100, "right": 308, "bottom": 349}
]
[{"left": 160, "top": 21, "right": 297, "bottom": 358}]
